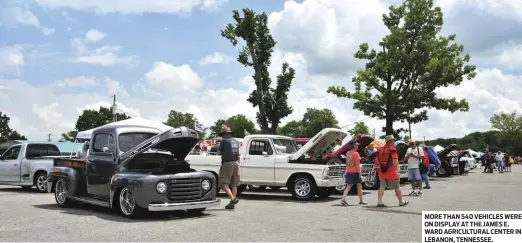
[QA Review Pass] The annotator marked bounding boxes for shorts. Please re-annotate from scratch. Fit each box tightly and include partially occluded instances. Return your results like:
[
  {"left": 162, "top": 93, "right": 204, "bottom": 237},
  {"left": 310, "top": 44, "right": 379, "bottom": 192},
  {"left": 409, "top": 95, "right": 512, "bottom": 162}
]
[
  {"left": 380, "top": 179, "right": 400, "bottom": 189},
  {"left": 505, "top": 163, "right": 511, "bottom": 167},
  {"left": 219, "top": 161, "right": 240, "bottom": 188},
  {"left": 408, "top": 168, "right": 422, "bottom": 181},
  {"left": 344, "top": 172, "right": 362, "bottom": 185}
]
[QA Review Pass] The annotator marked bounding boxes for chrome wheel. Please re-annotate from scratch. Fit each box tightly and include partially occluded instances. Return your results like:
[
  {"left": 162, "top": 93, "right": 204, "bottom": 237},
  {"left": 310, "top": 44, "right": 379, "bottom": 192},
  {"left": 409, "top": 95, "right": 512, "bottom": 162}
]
[
  {"left": 335, "top": 184, "right": 346, "bottom": 192},
  {"left": 119, "top": 188, "right": 136, "bottom": 216},
  {"left": 55, "top": 179, "right": 67, "bottom": 204},
  {"left": 294, "top": 180, "right": 311, "bottom": 197},
  {"left": 36, "top": 174, "right": 47, "bottom": 192}
]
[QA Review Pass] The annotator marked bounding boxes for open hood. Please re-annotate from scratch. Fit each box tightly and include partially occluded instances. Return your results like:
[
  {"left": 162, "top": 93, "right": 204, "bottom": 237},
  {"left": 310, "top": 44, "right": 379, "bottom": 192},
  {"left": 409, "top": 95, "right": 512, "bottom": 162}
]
[
  {"left": 291, "top": 128, "right": 347, "bottom": 160},
  {"left": 437, "top": 144, "right": 458, "bottom": 158},
  {"left": 394, "top": 141, "right": 409, "bottom": 161},
  {"left": 119, "top": 127, "right": 199, "bottom": 168}
]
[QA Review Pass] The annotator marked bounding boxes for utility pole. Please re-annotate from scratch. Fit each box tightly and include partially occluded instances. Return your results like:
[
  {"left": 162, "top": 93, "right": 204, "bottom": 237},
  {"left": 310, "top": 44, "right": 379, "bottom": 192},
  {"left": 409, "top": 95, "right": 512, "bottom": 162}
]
[
  {"left": 111, "top": 94, "right": 117, "bottom": 122},
  {"left": 373, "top": 129, "right": 376, "bottom": 138},
  {"left": 408, "top": 115, "right": 412, "bottom": 139}
]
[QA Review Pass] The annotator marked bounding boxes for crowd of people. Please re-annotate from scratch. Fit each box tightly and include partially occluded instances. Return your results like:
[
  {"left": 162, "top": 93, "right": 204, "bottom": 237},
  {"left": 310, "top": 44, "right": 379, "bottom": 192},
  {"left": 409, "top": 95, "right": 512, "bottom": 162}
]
[{"left": 482, "top": 151, "right": 516, "bottom": 173}]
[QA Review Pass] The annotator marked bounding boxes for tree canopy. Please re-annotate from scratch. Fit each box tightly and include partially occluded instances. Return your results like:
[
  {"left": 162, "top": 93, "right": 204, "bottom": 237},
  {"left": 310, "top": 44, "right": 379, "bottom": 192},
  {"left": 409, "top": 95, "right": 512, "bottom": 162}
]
[
  {"left": 279, "top": 108, "right": 338, "bottom": 138},
  {"left": 75, "top": 106, "right": 130, "bottom": 131},
  {"left": 209, "top": 115, "right": 257, "bottom": 138},
  {"left": 222, "top": 8, "right": 295, "bottom": 134},
  {"left": 489, "top": 111, "right": 522, "bottom": 142},
  {"left": 349, "top": 121, "right": 370, "bottom": 137},
  {"left": 327, "top": 0, "right": 476, "bottom": 137},
  {"left": 60, "top": 131, "right": 78, "bottom": 142},
  {"left": 0, "top": 111, "right": 27, "bottom": 143},
  {"left": 165, "top": 110, "right": 204, "bottom": 139}
]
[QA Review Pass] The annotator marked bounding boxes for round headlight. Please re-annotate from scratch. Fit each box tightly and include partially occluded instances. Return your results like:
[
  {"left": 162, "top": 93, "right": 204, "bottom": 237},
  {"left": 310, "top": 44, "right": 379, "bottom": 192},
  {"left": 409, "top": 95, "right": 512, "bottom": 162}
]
[
  {"left": 156, "top": 182, "right": 167, "bottom": 193},
  {"left": 201, "top": 179, "right": 211, "bottom": 191}
]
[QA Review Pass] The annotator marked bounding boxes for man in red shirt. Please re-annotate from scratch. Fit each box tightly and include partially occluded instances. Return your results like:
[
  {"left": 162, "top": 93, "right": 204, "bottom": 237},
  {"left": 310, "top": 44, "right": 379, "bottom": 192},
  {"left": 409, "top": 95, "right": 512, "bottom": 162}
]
[{"left": 375, "top": 135, "right": 408, "bottom": 207}]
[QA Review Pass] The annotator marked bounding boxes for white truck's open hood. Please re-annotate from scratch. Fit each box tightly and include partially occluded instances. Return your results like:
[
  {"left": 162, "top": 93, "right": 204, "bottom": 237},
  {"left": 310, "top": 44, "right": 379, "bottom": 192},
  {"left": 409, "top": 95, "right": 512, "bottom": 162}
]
[{"left": 290, "top": 128, "right": 348, "bottom": 160}]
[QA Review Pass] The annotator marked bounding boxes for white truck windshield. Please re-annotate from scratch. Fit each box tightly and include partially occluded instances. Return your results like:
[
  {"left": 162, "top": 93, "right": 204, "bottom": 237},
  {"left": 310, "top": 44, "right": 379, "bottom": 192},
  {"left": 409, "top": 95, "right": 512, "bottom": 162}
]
[{"left": 272, "top": 139, "right": 298, "bottom": 154}]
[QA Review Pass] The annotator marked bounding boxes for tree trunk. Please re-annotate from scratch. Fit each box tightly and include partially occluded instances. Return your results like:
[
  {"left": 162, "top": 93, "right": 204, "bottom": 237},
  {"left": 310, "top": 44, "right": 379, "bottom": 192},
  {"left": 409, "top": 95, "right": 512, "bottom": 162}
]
[
  {"left": 385, "top": 115, "right": 394, "bottom": 136},
  {"left": 248, "top": 43, "right": 269, "bottom": 133}
]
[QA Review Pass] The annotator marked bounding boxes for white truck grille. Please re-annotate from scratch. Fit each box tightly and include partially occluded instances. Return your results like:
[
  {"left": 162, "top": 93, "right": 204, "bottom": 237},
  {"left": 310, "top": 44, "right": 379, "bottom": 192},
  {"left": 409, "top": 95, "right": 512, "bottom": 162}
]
[
  {"left": 360, "top": 164, "right": 374, "bottom": 175},
  {"left": 327, "top": 165, "right": 345, "bottom": 177}
]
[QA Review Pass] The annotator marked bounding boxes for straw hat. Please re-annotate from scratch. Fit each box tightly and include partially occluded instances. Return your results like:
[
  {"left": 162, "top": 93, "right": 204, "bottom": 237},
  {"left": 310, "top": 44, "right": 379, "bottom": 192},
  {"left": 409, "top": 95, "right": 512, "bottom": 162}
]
[{"left": 384, "top": 134, "right": 395, "bottom": 143}]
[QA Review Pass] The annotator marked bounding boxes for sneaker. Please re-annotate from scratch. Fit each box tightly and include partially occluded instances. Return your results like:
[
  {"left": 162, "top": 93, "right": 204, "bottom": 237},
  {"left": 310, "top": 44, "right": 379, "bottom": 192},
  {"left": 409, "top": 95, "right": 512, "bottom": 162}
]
[
  {"left": 359, "top": 201, "right": 368, "bottom": 205},
  {"left": 423, "top": 186, "right": 431, "bottom": 189},
  {"left": 225, "top": 203, "right": 235, "bottom": 210},
  {"left": 417, "top": 191, "right": 423, "bottom": 196},
  {"left": 231, "top": 198, "right": 239, "bottom": 205},
  {"left": 409, "top": 191, "right": 417, "bottom": 196},
  {"left": 340, "top": 200, "right": 349, "bottom": 206}
]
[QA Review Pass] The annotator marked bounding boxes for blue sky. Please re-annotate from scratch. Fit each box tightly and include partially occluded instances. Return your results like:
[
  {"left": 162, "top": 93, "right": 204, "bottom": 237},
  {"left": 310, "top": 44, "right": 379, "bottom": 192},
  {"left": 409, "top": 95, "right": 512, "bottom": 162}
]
[{"left": 1, "top": 0, "right": 522, "bottom": 141}]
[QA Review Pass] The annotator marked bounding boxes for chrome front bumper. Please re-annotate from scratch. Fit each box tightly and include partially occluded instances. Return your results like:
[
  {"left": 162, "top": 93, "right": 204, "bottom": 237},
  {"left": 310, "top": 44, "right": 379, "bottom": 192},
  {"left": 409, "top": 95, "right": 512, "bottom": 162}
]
[{"left": 148, "top": 199, "right": 221, "bottom": 211}]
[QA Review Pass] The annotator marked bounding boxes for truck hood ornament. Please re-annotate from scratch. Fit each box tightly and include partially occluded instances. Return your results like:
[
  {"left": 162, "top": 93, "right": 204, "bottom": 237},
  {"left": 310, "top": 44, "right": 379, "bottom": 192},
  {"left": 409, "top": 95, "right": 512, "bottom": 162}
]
[{"left": 119, "top": 126, "right": 199, "bottom": 168}]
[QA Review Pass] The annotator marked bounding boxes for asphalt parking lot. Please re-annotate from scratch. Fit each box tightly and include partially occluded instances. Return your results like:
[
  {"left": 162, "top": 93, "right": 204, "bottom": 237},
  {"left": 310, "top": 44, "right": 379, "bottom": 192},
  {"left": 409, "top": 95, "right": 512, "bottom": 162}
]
[{"left": 0, "top": 166, "right": 520, "bottom": 242}]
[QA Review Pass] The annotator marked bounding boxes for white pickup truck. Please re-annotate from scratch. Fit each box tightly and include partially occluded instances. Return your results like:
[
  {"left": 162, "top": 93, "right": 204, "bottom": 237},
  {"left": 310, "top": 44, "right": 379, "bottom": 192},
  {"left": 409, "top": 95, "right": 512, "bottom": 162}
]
[
  {"left": 187, "top": 128, "right": 347, "bottom": 200},
  {"left": 0, "top": 142, "right": 64, "bottom": 192}
]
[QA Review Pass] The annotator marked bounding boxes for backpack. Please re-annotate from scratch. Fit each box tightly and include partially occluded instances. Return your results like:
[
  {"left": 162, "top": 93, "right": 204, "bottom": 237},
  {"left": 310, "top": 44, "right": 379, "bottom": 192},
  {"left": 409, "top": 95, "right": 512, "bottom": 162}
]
[{"left": 377, "top": 147, "right": 395, "bottom": 173}]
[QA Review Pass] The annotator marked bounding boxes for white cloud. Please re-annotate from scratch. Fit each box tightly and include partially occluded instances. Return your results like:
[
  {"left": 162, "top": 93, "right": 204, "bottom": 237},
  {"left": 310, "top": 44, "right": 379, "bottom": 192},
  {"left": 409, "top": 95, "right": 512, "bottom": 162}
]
[
  {"left": 139, "top": 61, "right": 202, "bottom": 97},
  {"left": 34, "top": 0, "right": 228, "bottom": 14},
  {"left": 496, "top": 43, "right": 522, "bottom": 69},
  {"left": 69, "top": 31, "right": 136, "bottom": 66},
  {"left": 84, "top": 29, "right": 107, "bottom": 43},
  {"left": 200, "top": 0, "right": 228, "bottom": 11},
  {"left": 0, "top": 7, "right": 55, "bottom": 36},
  {"left": 199, "top": 52, "right": 233, "bottom": 65},
  {"left": 54, "top": 76, "right": 98, "bottom": 88},
  {"left": 0, "top": 45, "right": 25, "bottom": 74}
]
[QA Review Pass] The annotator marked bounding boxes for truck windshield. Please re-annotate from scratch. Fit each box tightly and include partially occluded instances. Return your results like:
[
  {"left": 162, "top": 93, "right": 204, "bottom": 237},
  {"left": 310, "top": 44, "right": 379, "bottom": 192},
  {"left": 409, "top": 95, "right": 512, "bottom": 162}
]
[
  {"left": 118, "top": 133, "right": 157, "bottom": 152},
  {"left": 272, "top": 139, "right": 298, "bottom": 154}
]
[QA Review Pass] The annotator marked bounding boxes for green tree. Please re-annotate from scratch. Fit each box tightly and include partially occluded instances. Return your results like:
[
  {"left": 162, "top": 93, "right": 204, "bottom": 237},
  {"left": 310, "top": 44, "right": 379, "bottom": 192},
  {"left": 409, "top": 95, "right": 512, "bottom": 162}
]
[
  {"left": 209, "top": 119, "right": 227, "bottom": 137},
  {"left": 490, "top": 111, "right": 522, "bottom": 142},
  {"left": 278, "top": 120, "right": 304, "bottom": 137},
  {"left": 222, "top": 8, "right": 296, "bottom": 134},
  {"left": 0, "top": 112, "right": 27, "bottom": 143},
  {"left": 75, "top": 107, "right": 130, "bottom": 131},
  {"left": 165, "top": 110, "right": 204, "bottom": 139},
  {"left": 327, "top": 0, "right": 476, "bottom": 137},
  {"left": 300, "top": 108, "right": 339, "bottom": 138},
  {"left": 349, "top": 121, "right": 370, "bottom": 137},
  {"left": 224, "top": 114, "right": 257, "bottom": 138},
  {"left": 60, "top": 131, "right": 78, "bottom": 142}
]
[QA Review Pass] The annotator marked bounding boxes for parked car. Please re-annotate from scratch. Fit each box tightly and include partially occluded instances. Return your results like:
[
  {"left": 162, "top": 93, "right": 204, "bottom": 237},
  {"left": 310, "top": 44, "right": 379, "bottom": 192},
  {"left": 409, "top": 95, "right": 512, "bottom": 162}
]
[
  {"left": 188, "top": 128, "right": 347, "bottom": 200},
  {"left": 46, "top": 125, "right": 220, "bottom": 218},
  {"left": 0, "top": 142, "right": 65, "bottom": 192},
  {"left": 448, "top": 150, "right": 472, "bottom": 175}
]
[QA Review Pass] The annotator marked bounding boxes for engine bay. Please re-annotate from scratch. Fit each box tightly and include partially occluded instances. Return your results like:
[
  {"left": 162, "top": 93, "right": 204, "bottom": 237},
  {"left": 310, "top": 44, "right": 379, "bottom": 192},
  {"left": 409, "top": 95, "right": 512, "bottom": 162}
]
[{"left": 124, "top": 151, "right": 194, "bottom": 174}]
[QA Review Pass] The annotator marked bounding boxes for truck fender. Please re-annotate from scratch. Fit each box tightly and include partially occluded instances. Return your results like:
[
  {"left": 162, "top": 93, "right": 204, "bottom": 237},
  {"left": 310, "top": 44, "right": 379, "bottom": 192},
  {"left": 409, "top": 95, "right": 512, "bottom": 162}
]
[
  {"left": 109, "top": 175, "right": 137, "bottom": 209},
  {"left": 51, "top": 167, "right": 80, "bottom": 196}
]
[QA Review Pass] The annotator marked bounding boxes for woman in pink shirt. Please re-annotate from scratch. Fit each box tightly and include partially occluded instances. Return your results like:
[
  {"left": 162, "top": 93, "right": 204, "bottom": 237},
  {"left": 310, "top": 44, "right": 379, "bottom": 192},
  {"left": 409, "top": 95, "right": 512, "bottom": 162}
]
[{"left": 341, "top": 142, "right": 368, "bottom": 206}]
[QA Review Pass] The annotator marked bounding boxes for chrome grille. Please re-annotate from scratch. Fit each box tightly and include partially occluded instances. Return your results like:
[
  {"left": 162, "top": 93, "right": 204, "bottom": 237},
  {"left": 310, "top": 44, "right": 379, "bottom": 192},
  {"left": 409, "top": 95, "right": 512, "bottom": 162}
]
[
  {"left": 360, "top": 164, "right": 374, "bottom": 174},
  {"left": 327, "top": 165, "right": 345, "bottom": 177},
  {"left": 169, "top": 177, "right": 203, "bottom": 201}
]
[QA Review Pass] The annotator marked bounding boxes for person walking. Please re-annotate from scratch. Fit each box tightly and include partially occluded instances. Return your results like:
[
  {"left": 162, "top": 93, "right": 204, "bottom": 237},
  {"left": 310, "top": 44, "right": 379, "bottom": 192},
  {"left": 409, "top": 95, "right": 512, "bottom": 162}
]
[
  {"left": 375, "top": 135, "right": 408, "bottom": 207},
  {"left": 405, "top": 140, "right": 424, "bottom": 196},
  {"left": 483, "top": 152, "right": 493, "bottom": 173},
  {"left": 421, "top": 149, "right": 431, "bottom": 189},
  {"left": 340, "top": 142, "right": 367, "bottom": 206},
  {"left": 218, "top": 126, "right": 241, "bottom": 209},
  {"left": 495, "top": 152, "right": 504, "bottom": 174}
]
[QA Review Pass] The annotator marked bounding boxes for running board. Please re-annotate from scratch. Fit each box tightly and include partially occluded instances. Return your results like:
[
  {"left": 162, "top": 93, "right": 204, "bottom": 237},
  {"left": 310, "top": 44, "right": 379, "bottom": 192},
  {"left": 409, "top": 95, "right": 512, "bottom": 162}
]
[{"left": 69, "top": 196, "right": 110, "bottom": 208}]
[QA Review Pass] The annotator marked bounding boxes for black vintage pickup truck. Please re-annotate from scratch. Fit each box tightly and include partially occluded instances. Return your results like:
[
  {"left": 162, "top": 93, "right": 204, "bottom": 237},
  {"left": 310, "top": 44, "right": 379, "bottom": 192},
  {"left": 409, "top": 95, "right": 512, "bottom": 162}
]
[{"left": 47, "top": 124, "right": 220, "bottom": 218}]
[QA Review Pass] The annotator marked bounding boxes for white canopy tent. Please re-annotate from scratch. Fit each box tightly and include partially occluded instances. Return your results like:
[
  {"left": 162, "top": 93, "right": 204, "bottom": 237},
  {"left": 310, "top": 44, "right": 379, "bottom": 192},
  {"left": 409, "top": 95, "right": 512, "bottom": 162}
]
[
  {"left": 76, "top": 117, "right": 174, "bottom": 140},
  {"left": 434, "top": 145, "right": 444, "bottom": 152}
]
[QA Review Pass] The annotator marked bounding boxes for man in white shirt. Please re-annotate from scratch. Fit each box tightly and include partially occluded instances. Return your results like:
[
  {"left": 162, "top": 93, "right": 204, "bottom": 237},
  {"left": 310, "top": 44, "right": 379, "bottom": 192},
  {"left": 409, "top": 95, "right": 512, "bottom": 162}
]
[
  {"left": 75, "top": 141, "right": 89, "bottom": 159},
  {"left": 405, "top": 140, "right": 424, "bottom": 196},
  {"left": 495, "top": 152, "right": 504, "bottom": 173}
]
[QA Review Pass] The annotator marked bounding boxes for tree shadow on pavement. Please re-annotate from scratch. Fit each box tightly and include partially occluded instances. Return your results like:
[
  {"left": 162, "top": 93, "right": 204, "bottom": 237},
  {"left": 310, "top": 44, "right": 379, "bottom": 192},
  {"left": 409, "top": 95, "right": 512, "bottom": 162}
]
[
  {"left": 33, "top": 203, "right": 215, "bottom": 223},
  {"left": 224, "top": 192, "right": 338, "bottom": 203},
  {"left": 0, "top": 187, "right": 39, "bottom": 194},
  {"left": 362, "top": 206, "right": 422, "bottom": 216}
]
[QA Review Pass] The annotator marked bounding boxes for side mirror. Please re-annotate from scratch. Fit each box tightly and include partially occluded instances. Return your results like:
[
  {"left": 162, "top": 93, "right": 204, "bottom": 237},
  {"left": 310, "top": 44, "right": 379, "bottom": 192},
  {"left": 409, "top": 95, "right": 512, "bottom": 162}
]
[{"left": 262, "top": 151, "right": 268, "bottom": 157}]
